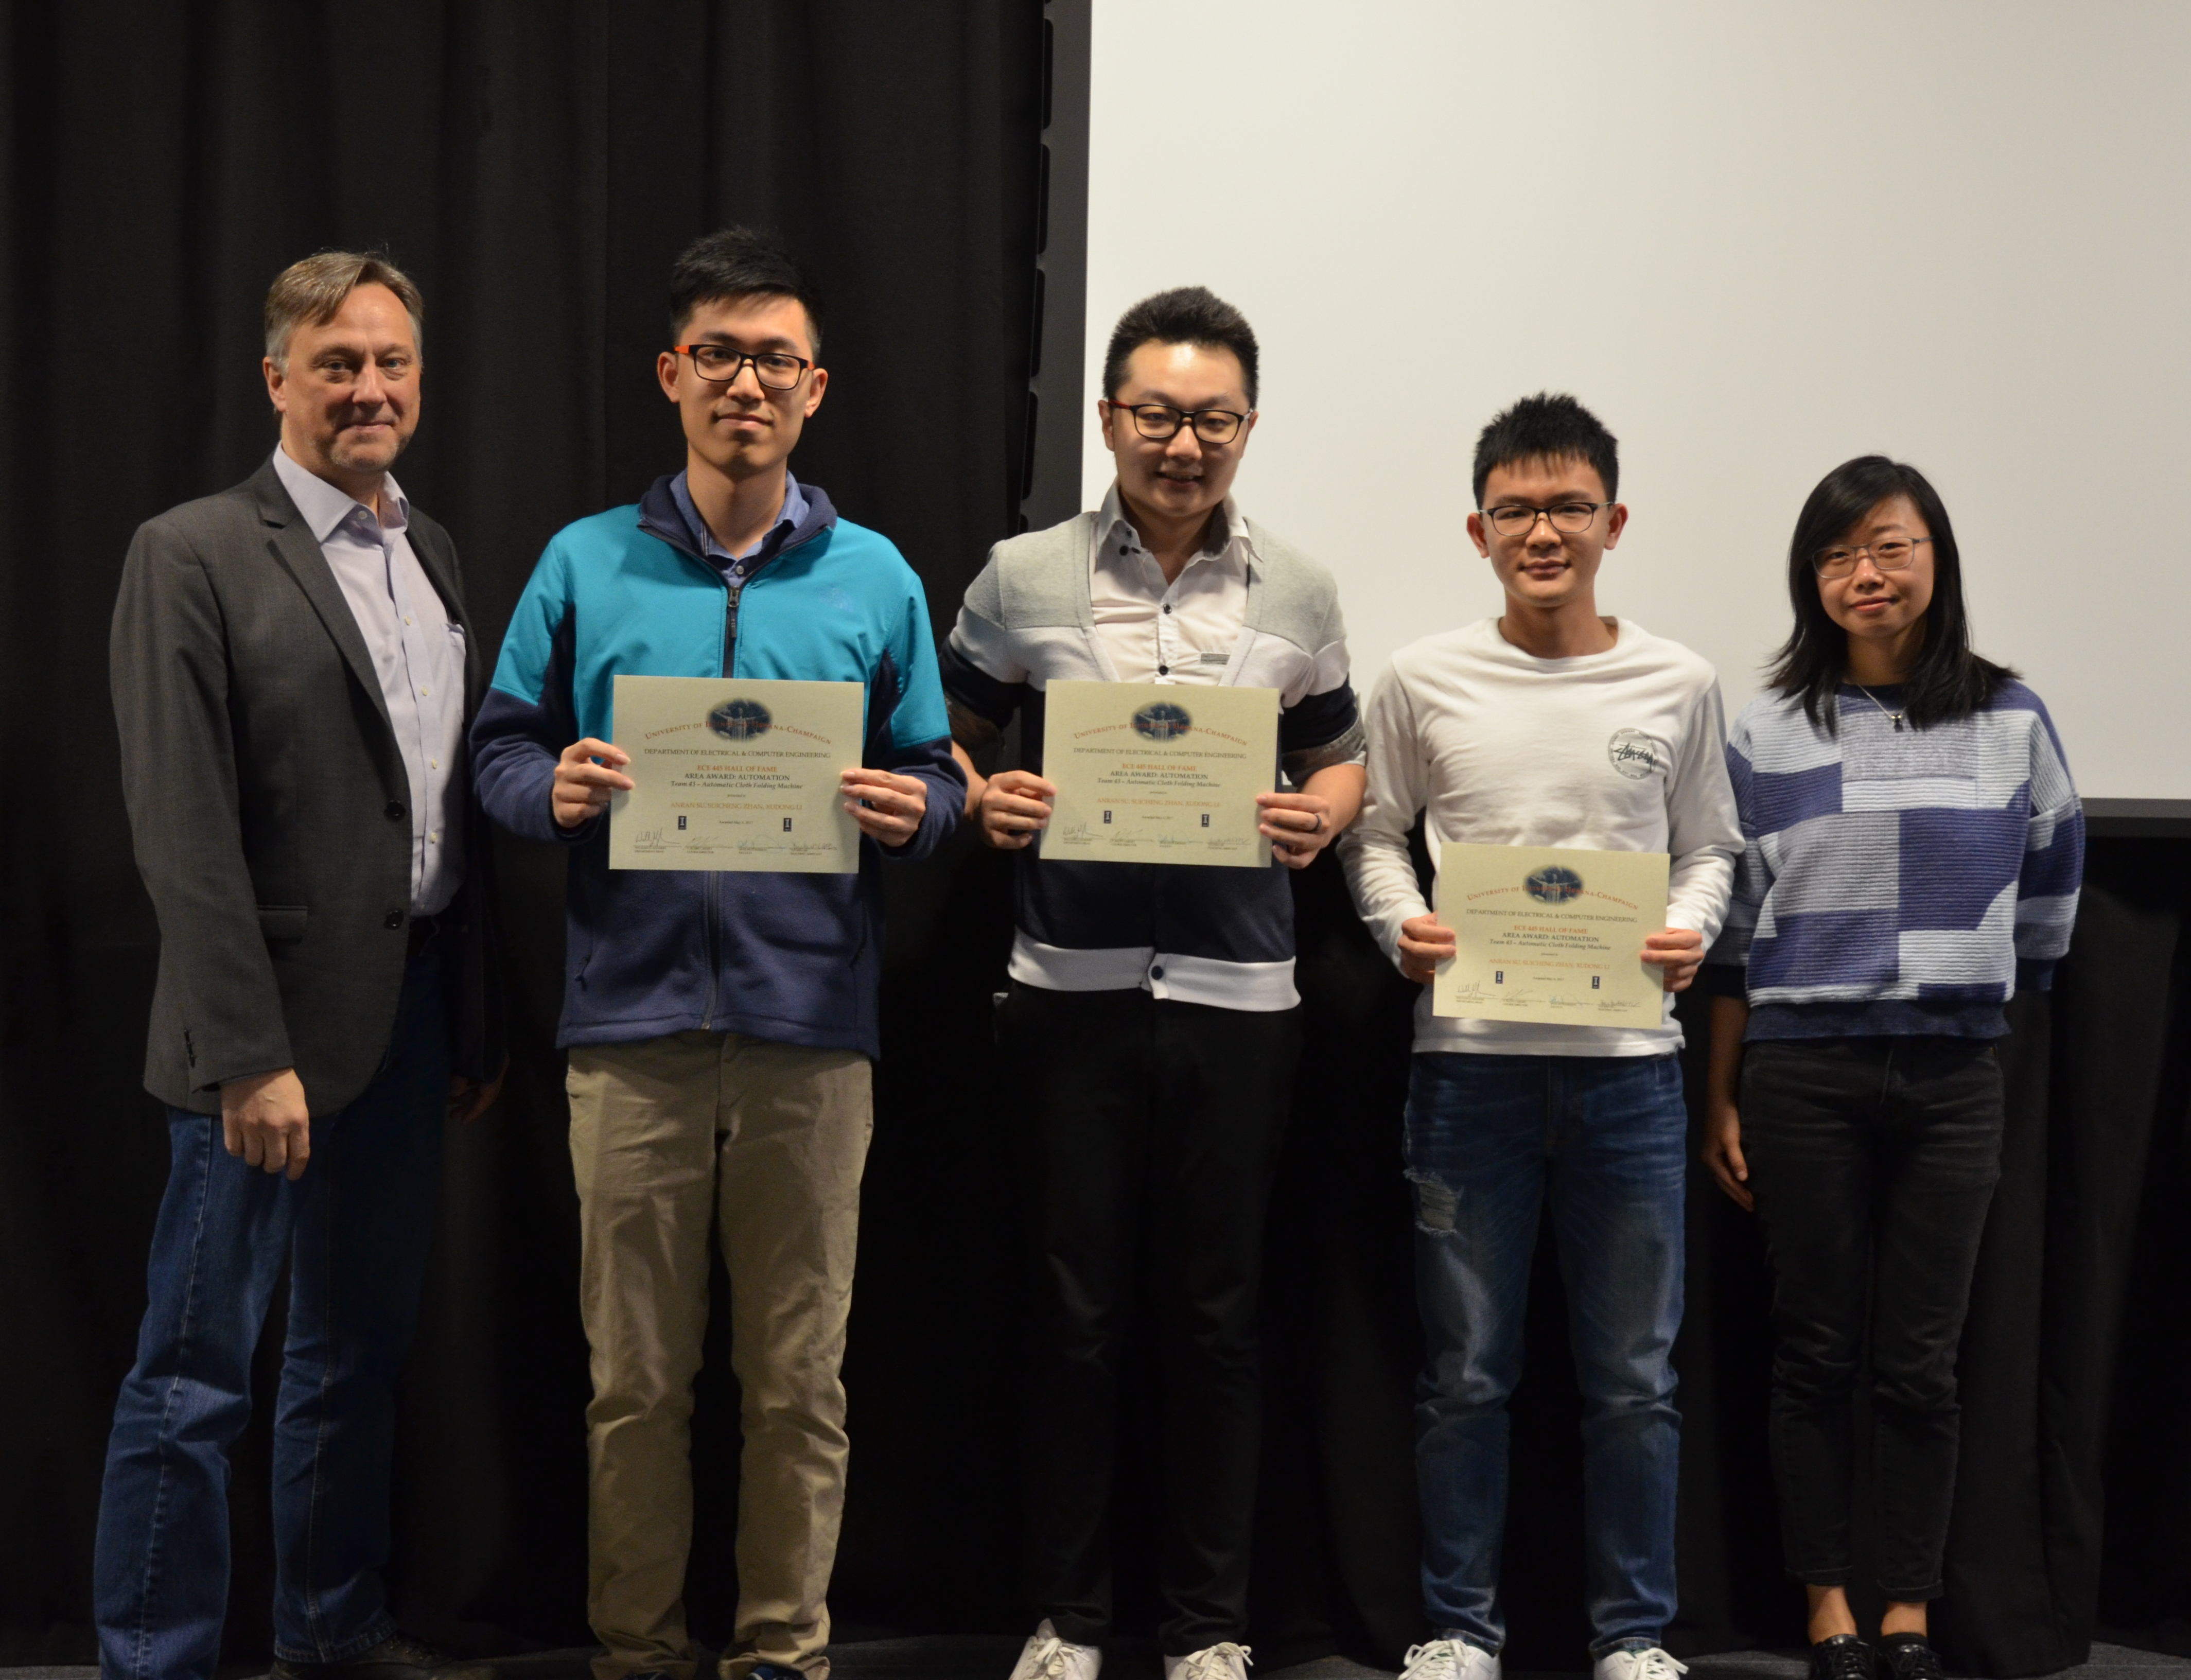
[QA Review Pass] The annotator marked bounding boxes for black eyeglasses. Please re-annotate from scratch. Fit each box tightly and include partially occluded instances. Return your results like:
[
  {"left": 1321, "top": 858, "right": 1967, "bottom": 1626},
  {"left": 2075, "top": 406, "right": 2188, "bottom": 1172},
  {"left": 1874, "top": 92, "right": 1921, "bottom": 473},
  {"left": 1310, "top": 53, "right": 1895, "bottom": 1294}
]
[
  {"left": 674, "top": 345, "right": 813, "bottom": 390},
  {"left": 1118, "top": 403, "right": 1251, "bottom": 445},
  {"left": 1478, "top": 501, "right": 1613, "bottom": 536},
  {"left": 1814, "top": 537, "right": 1930, "bottom": 579}
]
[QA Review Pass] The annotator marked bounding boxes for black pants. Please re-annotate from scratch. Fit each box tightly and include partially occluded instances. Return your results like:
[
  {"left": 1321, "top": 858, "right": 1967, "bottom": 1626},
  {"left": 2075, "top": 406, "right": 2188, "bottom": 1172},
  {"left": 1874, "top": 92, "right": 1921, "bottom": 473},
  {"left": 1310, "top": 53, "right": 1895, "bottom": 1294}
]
[
  {"left": 1741, "top": 1036, "right": 2005, "bottom": 1600},
  {"left": 998, "top": 982, "right": 1302, "bottom": 1655}
]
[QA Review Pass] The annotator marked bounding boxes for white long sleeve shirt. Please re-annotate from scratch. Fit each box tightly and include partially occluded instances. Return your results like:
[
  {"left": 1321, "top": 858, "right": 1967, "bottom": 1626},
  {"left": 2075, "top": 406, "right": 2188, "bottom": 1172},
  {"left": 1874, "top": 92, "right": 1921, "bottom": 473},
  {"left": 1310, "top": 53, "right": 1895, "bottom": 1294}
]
[{"left": 1341, "top": 616, "right": 1742, "bottom": 1056}]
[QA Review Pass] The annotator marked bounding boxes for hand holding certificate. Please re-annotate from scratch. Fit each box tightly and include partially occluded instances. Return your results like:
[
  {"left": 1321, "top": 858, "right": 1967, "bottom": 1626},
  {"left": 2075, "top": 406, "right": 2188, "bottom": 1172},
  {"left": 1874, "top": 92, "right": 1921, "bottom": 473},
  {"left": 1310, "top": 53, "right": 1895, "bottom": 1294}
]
[
  {"left": 605, "top": 675, "right": 865, "bottom": 873},
  {"left": 1427, "top": 843, "right": 1673, "bottom": 1025},
  {"left": 1038, "top": 680, "right": 1279, "bottom": 868}
]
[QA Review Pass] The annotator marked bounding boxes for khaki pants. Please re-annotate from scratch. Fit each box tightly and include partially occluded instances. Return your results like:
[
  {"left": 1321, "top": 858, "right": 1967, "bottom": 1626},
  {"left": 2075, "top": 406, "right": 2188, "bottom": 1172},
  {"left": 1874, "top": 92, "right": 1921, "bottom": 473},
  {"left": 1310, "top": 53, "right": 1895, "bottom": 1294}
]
[{"left": 567, "top": 1031, "right": 872, "bottom": 1680}]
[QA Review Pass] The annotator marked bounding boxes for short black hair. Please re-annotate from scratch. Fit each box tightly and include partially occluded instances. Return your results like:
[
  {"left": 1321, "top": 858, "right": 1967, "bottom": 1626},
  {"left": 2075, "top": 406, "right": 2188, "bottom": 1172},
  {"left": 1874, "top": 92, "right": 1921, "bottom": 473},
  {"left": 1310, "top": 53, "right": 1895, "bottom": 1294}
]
[
  {"left": 1471, "top": 392, "right": 1619, "bottom": 505},
  {"left": 1102, "top": 286, "right": 1259, "bottom": 409},
  {"left": 1767, "top": 454, "right": 2013, "bottom": 732},
  {"left": 668, "top": 225, "right": 825, "bottom": 351}
]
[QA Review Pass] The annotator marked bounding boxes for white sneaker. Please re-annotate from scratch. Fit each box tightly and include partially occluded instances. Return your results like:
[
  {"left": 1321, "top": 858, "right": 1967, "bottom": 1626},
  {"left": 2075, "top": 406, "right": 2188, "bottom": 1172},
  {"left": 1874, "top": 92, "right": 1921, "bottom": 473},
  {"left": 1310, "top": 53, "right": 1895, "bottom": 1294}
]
[
  {"left": 1594, "top": 1648, "right": 1687, "bottom": 1680},
  {"left": 1163, "top": 1643, "right": 1252, "bottom": 1680},
  {"left": 1008, "top": 1619, "right": 1102, "bottom": 1680},
  {"left": 1401, "top": 1639, "right": 1502, "bottom": 1680}
]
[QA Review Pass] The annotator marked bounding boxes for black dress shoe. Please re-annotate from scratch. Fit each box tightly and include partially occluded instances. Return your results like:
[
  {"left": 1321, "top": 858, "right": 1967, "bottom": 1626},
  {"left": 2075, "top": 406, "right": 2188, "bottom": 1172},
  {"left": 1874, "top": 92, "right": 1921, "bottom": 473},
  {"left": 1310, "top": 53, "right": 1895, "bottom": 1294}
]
[
  {"left": 1878, "top": 1635, "right": 1945, "bottom": 1680},
  {"left": 271, "top": 1633, "right": 496, "bottom": 1680},
  {"left": 1809, "top": 1635, "right": 1876, "bottom": 1680}
]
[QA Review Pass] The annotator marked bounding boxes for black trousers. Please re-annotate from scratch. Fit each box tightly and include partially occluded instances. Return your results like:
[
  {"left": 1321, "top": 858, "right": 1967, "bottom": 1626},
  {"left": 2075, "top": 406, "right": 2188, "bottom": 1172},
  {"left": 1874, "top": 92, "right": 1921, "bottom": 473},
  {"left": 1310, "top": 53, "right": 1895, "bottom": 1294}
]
[
  {"left": 1740, "top": 1036, "right": 2005, "bottom": 1600},
  {"left": 998, "top": 982, "right": 1302, "bottom": 1655}
]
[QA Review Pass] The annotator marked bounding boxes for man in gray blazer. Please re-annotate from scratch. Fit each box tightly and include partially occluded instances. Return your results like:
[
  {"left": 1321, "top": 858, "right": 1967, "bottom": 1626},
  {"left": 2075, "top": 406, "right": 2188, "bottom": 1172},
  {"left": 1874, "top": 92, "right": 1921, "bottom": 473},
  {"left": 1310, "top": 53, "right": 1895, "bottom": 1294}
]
[{"left": 97, "top": 251, "right": 501, "bottom": 1680}]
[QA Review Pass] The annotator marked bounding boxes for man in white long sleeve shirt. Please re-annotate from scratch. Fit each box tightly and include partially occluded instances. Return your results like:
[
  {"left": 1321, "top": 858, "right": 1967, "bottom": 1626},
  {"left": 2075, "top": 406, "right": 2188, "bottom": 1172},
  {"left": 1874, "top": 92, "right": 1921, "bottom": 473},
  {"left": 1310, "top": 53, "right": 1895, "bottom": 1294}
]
[{"left": 1340, "top": 394, "right": 1741, "bottom": 1680}]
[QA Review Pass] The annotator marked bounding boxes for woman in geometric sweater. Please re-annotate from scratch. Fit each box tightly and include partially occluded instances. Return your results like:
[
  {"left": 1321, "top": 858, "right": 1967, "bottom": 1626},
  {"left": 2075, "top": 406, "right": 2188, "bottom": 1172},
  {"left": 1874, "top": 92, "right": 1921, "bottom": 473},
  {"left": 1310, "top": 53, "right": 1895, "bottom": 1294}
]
[{"left": 1699, "top": 456, "right": 2083, "bottom": 1680}]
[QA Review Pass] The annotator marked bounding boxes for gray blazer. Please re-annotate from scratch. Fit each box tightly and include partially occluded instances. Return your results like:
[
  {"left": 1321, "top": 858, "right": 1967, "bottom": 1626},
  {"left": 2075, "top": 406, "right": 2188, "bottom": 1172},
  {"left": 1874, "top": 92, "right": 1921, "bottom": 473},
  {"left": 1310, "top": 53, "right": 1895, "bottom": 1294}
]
[{"left": 110, "top": 458, "right": 501, "bottom": 1115}]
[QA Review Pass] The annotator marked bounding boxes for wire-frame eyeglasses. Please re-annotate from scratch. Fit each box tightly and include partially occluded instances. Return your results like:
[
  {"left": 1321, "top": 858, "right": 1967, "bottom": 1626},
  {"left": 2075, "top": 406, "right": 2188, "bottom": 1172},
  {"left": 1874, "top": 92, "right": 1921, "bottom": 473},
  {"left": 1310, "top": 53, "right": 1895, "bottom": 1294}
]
[{"left": 1813, "top": 537, "right": 1931, "bottom": 579}]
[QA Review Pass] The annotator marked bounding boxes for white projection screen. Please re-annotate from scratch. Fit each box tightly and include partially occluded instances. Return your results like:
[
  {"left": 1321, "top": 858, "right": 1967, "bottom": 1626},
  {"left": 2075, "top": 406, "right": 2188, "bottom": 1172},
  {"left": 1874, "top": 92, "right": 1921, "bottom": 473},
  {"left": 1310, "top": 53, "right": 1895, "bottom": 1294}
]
[{"left": 1079, "top": 1, "right": 2191, "bottom": 801}]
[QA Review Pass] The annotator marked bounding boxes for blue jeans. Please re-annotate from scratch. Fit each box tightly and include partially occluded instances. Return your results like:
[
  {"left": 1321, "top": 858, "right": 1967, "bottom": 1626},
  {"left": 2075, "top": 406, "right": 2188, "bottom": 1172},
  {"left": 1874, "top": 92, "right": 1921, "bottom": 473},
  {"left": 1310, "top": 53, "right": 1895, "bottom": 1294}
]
[
  {"left": 1405, "top": 1051, "right": 1688, "bottom": 1656},
  {"left": 94, "top": 949, "right": 450, "bottom": 1680}
]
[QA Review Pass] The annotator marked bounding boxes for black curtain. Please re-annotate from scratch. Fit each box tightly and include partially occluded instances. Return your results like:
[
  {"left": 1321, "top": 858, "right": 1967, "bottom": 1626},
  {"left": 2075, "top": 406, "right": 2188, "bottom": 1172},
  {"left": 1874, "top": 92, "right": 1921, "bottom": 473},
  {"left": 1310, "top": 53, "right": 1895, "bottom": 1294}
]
[
  {"left": 0, "top": 0, "right": 1042, "bottom": 1661},
  {"left": 4, "top": 6, "right": 2186, "bottom": 1674}
]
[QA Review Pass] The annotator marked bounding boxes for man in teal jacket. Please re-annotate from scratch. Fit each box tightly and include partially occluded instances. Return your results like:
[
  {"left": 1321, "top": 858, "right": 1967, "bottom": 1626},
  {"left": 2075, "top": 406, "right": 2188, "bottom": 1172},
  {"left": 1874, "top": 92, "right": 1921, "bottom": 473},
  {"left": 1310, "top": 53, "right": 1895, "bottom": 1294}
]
[{"left": 472, "top": 227, "right": 961, "bottom": 1680}]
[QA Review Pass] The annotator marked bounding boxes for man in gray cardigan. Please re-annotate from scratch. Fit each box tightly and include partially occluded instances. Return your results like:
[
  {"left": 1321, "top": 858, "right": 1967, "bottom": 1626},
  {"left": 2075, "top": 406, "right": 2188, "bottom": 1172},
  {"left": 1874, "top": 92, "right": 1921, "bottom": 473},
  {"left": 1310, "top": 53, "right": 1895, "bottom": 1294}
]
[
  {"left": 97, "top": 251, "right": 500, "bottom": 1680},
  {"left": 942, "top": 287, "right": 1366, "bottom": 1680}
]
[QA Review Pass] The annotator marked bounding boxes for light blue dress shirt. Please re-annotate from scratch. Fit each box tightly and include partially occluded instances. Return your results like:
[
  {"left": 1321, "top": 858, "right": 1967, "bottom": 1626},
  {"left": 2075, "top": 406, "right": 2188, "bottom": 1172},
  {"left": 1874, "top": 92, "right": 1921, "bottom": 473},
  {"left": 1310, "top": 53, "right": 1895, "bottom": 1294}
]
[
  {"left": 272, "top": 447, "right": 466, "bottom": 916},
  {"left": 669, "top": 468, "right": 808, "bottom": 576}
]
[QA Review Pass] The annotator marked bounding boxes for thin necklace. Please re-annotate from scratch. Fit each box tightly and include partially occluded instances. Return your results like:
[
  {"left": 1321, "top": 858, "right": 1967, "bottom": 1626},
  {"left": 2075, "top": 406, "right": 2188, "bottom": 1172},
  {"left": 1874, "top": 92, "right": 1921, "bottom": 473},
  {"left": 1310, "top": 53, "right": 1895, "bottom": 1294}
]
[{"left": 1852, "top": 680, "right": 1906, "bottom": 731}]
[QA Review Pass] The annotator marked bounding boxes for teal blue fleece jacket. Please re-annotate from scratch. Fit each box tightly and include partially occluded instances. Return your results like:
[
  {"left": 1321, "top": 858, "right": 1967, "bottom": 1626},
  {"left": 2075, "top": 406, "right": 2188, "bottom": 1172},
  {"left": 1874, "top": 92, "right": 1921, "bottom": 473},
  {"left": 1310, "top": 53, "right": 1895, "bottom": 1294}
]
[{"left": 470, "top": 475, "right": 963, "bottom": 1057}]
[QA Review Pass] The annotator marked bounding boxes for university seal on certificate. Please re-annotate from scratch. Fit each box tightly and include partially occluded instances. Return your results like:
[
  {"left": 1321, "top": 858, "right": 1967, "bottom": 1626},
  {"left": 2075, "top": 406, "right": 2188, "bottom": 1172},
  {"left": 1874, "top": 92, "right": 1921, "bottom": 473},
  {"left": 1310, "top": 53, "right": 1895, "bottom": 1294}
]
[
  {"left": 1432, "top": 842, "right": 1671, "bottom": 1025},
  {"left": 1039, "top": 680, "right": 1279, "bottom": 869},
  {"left": 608, "top": 674, "right": 864, "bottom": 873}
]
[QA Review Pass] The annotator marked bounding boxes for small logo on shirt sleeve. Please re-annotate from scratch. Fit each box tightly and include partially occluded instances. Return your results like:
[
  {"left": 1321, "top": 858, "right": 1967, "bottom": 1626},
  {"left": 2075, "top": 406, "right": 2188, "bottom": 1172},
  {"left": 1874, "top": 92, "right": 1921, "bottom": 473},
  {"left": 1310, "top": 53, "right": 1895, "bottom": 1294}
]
[{"left": 1608, "top": 728, "right": 1661, "bottom": 780}]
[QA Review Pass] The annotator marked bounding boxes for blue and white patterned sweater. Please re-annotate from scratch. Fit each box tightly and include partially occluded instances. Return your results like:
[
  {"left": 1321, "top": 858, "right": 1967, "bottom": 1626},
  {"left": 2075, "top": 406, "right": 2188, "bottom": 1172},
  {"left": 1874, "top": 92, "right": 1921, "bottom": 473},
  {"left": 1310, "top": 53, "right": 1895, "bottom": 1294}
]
[{"left": 1704, "top": 681, "right": 2083, "bottom": 1040}]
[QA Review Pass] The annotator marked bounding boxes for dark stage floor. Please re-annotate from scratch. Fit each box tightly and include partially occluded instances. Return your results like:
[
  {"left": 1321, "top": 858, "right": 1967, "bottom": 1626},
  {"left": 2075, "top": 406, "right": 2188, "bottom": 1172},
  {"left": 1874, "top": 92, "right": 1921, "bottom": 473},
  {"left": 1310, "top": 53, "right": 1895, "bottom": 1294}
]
[{"left": 8, "top": 1640, "right": 2187, "bottom": 1680}]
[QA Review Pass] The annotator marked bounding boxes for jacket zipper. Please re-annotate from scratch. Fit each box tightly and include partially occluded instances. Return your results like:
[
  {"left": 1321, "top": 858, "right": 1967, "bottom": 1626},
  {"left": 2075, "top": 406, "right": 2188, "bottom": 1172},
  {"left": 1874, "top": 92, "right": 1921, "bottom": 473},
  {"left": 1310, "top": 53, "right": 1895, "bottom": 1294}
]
[{"left": 701, "top": 574, "right": 734, "bottom": 1031}]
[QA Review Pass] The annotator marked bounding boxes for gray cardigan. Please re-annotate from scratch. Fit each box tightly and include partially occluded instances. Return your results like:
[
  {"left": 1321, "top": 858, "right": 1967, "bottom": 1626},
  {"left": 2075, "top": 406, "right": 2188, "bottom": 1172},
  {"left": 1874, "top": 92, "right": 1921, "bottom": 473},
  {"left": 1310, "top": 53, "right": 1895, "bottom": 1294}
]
[{"left": 940, "top": 508, "right": 1361, "bottom": 979}]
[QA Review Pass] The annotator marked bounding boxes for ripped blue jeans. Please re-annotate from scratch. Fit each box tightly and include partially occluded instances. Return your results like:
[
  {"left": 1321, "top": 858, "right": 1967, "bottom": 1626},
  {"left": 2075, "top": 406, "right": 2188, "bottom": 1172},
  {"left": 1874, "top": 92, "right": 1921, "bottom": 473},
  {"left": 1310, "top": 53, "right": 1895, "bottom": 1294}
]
[{"left": 1404, "top": 1051, "right": 1688, "bottom": 1656}]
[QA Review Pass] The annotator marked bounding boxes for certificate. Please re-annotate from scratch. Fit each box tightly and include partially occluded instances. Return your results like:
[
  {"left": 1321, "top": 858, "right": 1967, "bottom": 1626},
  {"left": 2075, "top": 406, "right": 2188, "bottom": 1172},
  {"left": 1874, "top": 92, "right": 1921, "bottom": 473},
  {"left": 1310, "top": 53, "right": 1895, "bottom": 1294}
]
[
  {"left": 1432, "top": 843, "right": 1670, "bottom": 1025},
  {"left": 608, "top": 675, "right": 863, "bottom": 873},
  {"left": 1039, "top": 680, "right": 1279, "bottom": 868}
]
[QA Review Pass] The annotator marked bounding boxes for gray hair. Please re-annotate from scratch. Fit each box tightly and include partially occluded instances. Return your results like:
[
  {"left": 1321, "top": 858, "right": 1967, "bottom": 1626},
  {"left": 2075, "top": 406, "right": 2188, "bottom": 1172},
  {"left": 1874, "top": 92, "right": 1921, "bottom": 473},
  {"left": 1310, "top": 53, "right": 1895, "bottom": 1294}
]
[{"left": 263, "top": 250, "right": 424, "bottom": 368}]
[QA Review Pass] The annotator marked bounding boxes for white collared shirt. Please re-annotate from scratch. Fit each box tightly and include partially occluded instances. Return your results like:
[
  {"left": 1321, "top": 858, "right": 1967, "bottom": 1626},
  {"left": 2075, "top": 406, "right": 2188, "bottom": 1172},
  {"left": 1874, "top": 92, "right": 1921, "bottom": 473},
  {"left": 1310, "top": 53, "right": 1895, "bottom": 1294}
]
[
  {"left": 1086, "top": 483, "right": 1253, "bottom": 685},
  {"left": 272, "top": 447, "right": 466, "bottom": 916},
  {"left": 1004, "top": 485, "right": 1293, "bottom": 1010}
]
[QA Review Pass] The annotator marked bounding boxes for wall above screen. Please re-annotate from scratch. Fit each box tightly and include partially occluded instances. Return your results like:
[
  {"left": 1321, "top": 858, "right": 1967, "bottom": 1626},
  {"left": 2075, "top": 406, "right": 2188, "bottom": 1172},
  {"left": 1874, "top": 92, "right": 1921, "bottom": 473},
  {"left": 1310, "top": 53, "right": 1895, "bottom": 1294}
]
[{"left": 1077, "top": 0, "right": 2191, "bottom": 801}]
